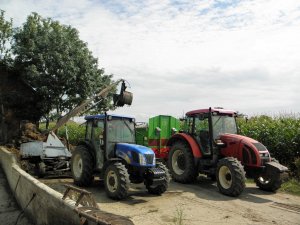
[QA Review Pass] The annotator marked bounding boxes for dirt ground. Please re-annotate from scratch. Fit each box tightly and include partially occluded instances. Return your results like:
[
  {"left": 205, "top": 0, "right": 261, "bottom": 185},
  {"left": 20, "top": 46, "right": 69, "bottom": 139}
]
[{"left": 40, "top": 176, "right": 300, "bottom": 225}]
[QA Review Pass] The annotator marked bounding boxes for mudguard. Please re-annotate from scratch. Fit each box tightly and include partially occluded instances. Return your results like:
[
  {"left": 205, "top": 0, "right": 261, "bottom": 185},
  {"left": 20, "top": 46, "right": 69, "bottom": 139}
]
[
  {"left": 167, "top": 133, "right": 202, "bottom": 158},
  {"left": 265, "top": 161, "right": 288, "bottom": 173},
  {"left": 264, "top": 161, "right": 289, "bottom": 181}
]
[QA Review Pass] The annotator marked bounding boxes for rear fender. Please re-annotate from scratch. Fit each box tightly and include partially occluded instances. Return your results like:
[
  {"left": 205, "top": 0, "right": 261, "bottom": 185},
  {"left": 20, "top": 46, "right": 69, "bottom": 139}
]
[{"left": 167, "top": 133, "right": 202, "bottom": 158}]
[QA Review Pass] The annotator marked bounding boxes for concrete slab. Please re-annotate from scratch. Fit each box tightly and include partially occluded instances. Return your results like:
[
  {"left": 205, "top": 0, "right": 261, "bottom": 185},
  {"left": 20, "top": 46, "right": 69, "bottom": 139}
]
[{"left": 0, "top": 167, "right": 33, "bottom": 225}]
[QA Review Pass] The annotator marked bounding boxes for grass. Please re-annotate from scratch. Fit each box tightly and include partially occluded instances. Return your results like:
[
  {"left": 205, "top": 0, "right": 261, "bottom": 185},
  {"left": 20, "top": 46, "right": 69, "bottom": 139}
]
[
  {"left": 247, "top": 178, "right": 300, "bottom": 196},
  {"left": 173, "top": 205, "right": 185, "bottom": 225},
  {"left": 280, "top": 178, "right": 300, "bottom": 196}
]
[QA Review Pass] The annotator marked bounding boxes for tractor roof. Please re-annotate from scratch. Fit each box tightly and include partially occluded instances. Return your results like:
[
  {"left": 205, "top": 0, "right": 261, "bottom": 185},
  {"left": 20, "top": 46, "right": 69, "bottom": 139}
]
[
  {"left": 85, "top": 114, "right": 135, "bottom": 120},
  {"left": 186, "top": 108, "right": 236, "bottom": 116}
]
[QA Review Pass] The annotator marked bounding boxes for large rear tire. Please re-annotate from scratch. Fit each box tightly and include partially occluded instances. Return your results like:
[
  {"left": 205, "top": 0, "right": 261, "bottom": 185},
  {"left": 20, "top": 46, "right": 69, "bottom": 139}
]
[
  {"left": 216, "top": 157, "right": 246, "bottom": 197},
  {"left": 104, "top": 162, "right": 130, "bottom": 200},
  {"left": 146, "top": 162, "right": 170, "bottom": 195},
  {"left": 71, "top": 145, "right": 94, "bottom": 187},
  {"left": 168, "top": 142, "right": 198, "bottom": 183}
]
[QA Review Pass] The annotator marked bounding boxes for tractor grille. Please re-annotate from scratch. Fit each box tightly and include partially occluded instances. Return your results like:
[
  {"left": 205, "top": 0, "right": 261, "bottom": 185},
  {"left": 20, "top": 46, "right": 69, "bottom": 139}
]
[{"left": 144, "top": 154, "right": 154, "bottom": 164}]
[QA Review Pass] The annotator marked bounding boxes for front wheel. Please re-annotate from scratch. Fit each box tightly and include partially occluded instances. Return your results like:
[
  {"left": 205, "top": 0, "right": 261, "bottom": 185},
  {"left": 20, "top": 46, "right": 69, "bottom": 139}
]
[
  {"left": 216, "top": 157, "right": 246, "bottom": 197},
  {"left": 255, "top": 174, "right": 282, "bottom": 192},
  {"left": 255, "top": 158, "right": 284, "bottom": 192},
  {"left": 168, "top": 142, "right": 197, "bottom": 183},
  {"left": 146, "top": 162, "right": 170, "bottom": 195},
  {"left": 104, "top": 162, "right": 130, "bottom": 200}
]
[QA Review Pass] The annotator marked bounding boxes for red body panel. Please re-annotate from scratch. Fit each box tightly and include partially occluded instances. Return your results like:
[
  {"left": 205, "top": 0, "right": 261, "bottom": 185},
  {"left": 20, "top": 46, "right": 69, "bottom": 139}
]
[
  {"left": 186, "top": 108, "right": 236, "bottom": 116},
  {"left": 220, "top": 133, "right": 270, "bottom": 167}
]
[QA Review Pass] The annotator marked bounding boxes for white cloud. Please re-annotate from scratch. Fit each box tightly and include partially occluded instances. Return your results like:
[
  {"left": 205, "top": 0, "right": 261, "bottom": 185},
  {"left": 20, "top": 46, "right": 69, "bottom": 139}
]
[{"left": 1, "top": 0, "right": 300, "bottom": 121}]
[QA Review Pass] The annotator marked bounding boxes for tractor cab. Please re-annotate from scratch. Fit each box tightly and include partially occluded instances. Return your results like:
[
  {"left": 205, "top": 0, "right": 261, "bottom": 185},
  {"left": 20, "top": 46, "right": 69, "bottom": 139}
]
[
  {"left": 184, "top": 108, "right": 237, "bottom": 156},
  {"left": 84, "top": 114, "right": 136, "bottom": 168}
]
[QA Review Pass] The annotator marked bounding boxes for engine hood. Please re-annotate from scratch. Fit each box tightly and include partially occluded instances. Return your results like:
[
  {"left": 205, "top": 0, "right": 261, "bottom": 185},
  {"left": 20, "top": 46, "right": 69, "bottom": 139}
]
[
  {"left": 219, "top": 133, "right": 259, "bottom": 144},
  {"left": 116, "top": 143, "right": 155, "bottom": 155},
  {"left": 219, "top": 133, "right": 270, "bottom": 167}
]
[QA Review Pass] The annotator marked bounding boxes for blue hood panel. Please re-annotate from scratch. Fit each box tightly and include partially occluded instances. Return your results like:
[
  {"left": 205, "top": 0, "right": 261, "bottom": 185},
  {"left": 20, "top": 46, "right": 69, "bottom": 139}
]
[
  {"left": 116, "top": 143, "right": 154, "bottom": 155},
  {"left": 115, "top": 143, "right": 155, "bottom": 167}
]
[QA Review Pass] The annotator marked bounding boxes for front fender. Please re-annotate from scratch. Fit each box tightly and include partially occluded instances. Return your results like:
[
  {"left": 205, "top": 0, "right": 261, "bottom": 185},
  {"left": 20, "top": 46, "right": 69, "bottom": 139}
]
[
  {"left": 167, "top": 133, "right": 202, "bottom": 158},
  {"left": 265, "top": 161, "right": 289, "bottom": 173}
]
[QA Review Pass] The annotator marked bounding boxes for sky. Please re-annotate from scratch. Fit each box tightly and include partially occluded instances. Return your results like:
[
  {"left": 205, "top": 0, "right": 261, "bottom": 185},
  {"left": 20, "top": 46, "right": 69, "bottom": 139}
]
[{"left": 1, "top": 0, "right": 300, "bottom": 121}]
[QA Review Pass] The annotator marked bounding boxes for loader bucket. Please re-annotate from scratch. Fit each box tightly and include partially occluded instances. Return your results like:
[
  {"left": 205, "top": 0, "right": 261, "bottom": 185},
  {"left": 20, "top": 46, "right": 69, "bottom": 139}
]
[{"left": 113, "top": 91, "right": 133, "bottom": 106}]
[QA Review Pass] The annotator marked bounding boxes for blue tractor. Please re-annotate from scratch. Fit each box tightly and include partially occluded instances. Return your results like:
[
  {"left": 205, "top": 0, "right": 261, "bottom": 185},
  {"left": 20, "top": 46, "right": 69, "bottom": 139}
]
[{"left": 71, "top": 113, "right": 170, "bottom": 200}]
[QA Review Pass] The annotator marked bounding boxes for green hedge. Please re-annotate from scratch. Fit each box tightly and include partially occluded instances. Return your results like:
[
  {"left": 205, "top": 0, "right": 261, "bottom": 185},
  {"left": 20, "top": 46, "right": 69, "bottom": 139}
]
[
  {"left": 39, "top": 121, "right": 85, "bottom": 145},
  {"left": 237, "top": 115, "right": 300, "bottom": 176}
]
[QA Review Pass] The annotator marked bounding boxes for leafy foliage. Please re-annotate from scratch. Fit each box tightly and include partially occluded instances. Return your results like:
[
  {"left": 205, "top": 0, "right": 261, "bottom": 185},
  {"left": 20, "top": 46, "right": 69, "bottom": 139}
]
[
  {"left": 0, "top": 10, "right": 13, "bottom": 63},
  {"left": 12, "top": 13, "right": 115, "bottom": 120},
  {"left": 238, "top": 115, "right": 300, "bottom": 170},
  {"left": 39, "top": 121, "right": 85, "bottom": 145}
]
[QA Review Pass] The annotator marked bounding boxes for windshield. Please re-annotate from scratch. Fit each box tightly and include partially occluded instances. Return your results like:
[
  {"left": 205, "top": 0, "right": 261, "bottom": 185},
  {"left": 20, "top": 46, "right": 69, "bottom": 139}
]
[
  {"left": 107, "top": 118, "right": 135, "bottom": 143},
  {"left": 212, "top": 115, "right": 237, "bottom": 139}
]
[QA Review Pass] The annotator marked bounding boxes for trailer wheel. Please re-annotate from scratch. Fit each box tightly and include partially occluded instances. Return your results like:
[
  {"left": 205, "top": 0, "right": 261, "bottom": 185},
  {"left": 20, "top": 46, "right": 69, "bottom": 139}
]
[
  {"left": 71, "top": 145, "right": 94, "bottom": 187},
  {"left": 104, "top": 162, "right": 130, "bottom": 200},
  {"left": 146, "top": 162, "right": 170, "bottom": 195},
  {"left": 216, "top": 157, "right": 246, "bottom": 197},
  {"left": 168, "top": 142, "right": 198, "bottom": 183},
  {"left": 35, "top": 162, "right": 46, "bottom": 178}
]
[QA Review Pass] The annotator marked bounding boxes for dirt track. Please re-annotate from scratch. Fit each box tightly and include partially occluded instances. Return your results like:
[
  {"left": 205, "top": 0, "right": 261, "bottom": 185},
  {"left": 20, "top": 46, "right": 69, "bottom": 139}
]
[{"left": 41, "top": 176, "right": 300, "bottom": 225}]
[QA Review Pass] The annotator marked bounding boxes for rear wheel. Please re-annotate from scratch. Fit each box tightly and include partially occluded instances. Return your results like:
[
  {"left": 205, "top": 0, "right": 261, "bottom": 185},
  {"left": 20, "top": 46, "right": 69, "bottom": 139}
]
[
  {"left": 104, "top": 162, "right": 130, "bottom": 200},
  {"left": 168, "top": 142, "right": 197, "bottom": 183},
  {"left": 146, "top": 162, "right": 170, "bottom": 195},
  {"left": 216, "top": 157, "right": 246, "bottom": 197},
  {"left": 71, "top": 145, "right": 94, "bottom": 187}
]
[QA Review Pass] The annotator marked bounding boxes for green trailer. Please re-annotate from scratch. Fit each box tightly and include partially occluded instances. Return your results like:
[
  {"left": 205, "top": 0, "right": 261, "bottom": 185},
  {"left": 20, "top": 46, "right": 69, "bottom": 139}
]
[{"left": 136, "top": 115, "right": 180, "bottom": 158}]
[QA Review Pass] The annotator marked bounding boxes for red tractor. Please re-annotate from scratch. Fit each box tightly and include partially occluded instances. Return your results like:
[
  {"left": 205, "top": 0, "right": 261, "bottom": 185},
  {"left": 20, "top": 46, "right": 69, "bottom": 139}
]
[{"left": 167, "top": 107, "right": 288, "bottom": 196}]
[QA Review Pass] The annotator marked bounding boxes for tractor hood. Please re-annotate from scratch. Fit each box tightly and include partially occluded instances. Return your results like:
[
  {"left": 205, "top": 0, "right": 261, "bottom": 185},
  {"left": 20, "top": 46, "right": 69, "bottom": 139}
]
[
  {"left": 115, "top": 143, "right": 155, "bottom": 166},
  {"left": 116, "top": 143, "right": 155, "bottom": 155},
  {"left": 219, "top": 133, "right": 258, "bottom": 145},
  {"left": 219, "top": 133, "right": 271, "bottom": 167}
]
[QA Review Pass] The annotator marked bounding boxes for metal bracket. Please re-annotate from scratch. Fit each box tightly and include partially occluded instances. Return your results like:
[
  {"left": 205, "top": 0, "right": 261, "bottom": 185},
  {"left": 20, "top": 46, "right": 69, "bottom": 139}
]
[{"left": 62, "top": 184, "right": 99, "bottom": 209}]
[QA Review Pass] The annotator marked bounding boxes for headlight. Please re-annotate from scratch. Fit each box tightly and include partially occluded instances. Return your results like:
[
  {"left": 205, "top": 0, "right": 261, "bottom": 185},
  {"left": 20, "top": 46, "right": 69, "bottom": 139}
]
[
  {"left": 153, "top": 155, "right": 156, "bottom": 165},
  {"left": 139, "top": 153, "right": 147, "bottom": 165}
]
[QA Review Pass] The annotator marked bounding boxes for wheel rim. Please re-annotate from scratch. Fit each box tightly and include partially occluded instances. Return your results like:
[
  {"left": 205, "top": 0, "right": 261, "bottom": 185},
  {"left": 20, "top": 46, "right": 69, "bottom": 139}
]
[
  {"left": 72, "top": 154, "right": 83, "bottom": 178},
  {"left": 106, "top": 170, "right": 118, "bottom": 193},
  {"left": 172, "top": 149, "right": 185, "bottom": 175},
  {"left": 258, "top": 176, "right": 270, "bottom": 184},
  {"left": 219, "top": 166, "right": 232, "bottom": 189}
]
